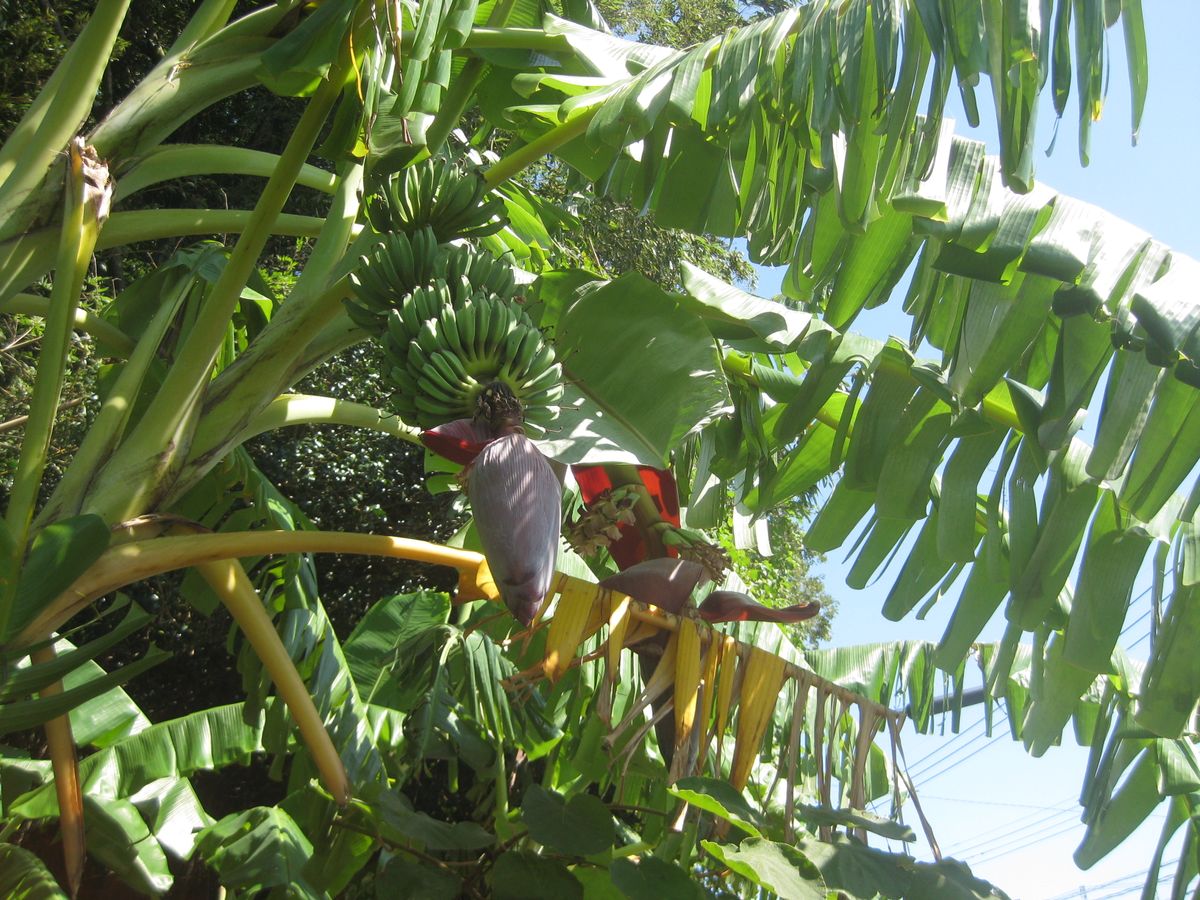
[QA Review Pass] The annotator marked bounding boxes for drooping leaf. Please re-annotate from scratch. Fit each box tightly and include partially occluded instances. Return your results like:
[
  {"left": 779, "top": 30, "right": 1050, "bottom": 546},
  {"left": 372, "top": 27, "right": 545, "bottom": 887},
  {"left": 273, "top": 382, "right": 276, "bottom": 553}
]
[
  {"left": 521, "top": 784, "right": 614, "bottom": 857},
  {"left": 547, "top": 273, "right": 731, "bottom": 466},
  {"left": 679, "top": 262, "right": 812, "bottom": 350},
  {"left": 368, "top": 784, "right": 495, "bottom": 851},
  {"left": 794, "top": 804, "right": 917, "bottom": 842},
  {"left": 609, "top": 856, "right": 704, "bottom": 900},
  {"left": 667, "top": 778, "right": 764, "bottom": 838},
  {"left": 491, "top": 850, "right": 583, "bottom": 900},
  {"left": 8, "top": 703, "right": 264, "bottom": 819},
  {"left": 0, "top": 843, "right": 68, "bottom": 900},
  {"left": 257, "top": 0, "right": 356, "bottom": 96},
  {"left": 84, "top": 794, "right": 174, "bottom": 896},
  {"left": 0, "top": 644, "right": 169, "bottom": 736},
  {"left": 701, "top": 839, "right": 826, "bottom": 900},
  {"left": 7, "top": 514, "right": 110, "bottom": 641},
  {"left": 342, "top": 591, "right": 452, "bottom": 705},
  {"left": 794, "top": 835, "right": 1008, "bottom": 899},
  {"left": 194, "top": 807, "right": 322, "bottom": 899},
  {"left": 375, "top": 857, "right": 461, "bottom": 900}
]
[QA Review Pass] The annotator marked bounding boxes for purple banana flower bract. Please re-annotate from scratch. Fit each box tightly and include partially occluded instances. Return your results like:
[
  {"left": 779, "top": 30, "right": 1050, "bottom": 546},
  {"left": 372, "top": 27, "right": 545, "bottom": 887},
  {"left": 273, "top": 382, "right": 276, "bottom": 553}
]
[
  {"left": 420, "top": 418, "right": 494, "bottom": 465},
  {"left": 467, "top": 432, "right": 562, "bottom": 626},
  {"left": 597, "top": 558, "right": 708, "bottom": 614},
  {"left": 697, "top": 590, "right": 821, "bottom": 624}
]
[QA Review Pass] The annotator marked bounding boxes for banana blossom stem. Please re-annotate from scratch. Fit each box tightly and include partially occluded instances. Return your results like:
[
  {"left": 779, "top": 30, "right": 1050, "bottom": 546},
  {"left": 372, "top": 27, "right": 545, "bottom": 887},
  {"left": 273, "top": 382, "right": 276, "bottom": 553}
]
[
  {"left": 239, "top": 395, "right": 422, "bottom": 444},
  {"left": 16, "top": 528, "right": 485, "bottom": 805}
]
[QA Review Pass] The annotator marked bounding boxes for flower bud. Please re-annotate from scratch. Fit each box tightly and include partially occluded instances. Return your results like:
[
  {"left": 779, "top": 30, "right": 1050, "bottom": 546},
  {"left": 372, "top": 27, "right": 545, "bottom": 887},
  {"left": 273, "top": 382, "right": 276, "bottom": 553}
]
[
  {"left": 467, "top": 432, "right": 562, "bottom": 625},
  {"left": 420, "top": 417, "right": 494, "bottom": 465}
]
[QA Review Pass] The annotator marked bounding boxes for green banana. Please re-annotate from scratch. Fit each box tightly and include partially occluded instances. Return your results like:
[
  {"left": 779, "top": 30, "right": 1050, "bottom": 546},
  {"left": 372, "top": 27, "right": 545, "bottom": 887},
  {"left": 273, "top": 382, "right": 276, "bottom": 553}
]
[
  {"left": 418, "top": 368, "right": 465, "bottom": 407},
  {"left": 437, "top": 304, "right": 467, "bottom": 358},
  {"left": 472, "top": 299, "right": 492, "bottom": 361},
  {"left": 456, "top": 297, "right": 477, "bottom": 354},
  {"left": 485, "top": 300, "right": 512, "bottom": 358},
  {"left": 510, "top": 329, "right": 540, "bottom": 381}
]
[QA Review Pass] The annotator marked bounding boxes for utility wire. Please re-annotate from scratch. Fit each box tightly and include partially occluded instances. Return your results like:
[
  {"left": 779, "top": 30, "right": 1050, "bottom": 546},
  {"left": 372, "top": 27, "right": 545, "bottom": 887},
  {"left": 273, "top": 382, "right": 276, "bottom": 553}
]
[
  {"left": 966, "top": 814, "right": 1084, "bottom": 867},
  {"left": 909, "top": 712, "right": 1012, "bottom": 787},
  {"left": 1042, "top": 842, "right": 1180, "bottom": 899},
  {"left": 918, "top": 794, "right": 1077, "bottom": 812},
  {"left": 952, "top": 803, "right": 1079, "bottom": 860},
  {"left": 916, "top": 728, "right": 1008, "bottom": 784},
  {"left": 1119, "top": 605, "right": 1151, "bottom": 637},
  {"left": 904, "top": 714, "right": 987, "bottom": 777},
  {"left": 949, "top": 795, "right": 1076, "bottom": 855},
  {"left": 909, "top": 726, "right": 990, "bottom": 781},
  {"left": 908, "top": 712, "right": 1009, "bottom": 780},
  {"left": 971, "top": 806, "right": 1170, "bottom": 872},
  {"left": 1075, "top": 864, "right": 1178, "bottom": 900}
]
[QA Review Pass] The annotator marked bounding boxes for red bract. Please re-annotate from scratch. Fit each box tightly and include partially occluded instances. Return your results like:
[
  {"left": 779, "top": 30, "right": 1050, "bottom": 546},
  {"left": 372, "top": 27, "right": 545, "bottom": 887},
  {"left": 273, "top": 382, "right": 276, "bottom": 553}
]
[
  {"left": 420, "top": 418, "right": 494, "bottom": 465},
  {"left": 598, "top": 558, "right": 708, "bottom": 615},
  {"left": 573, "top": 465, "right": 681, "bottom": 569},
  {"left": 697, "top": 590, "right": 821, "bottom": 624},
  {"left": 467, "top": 433, "right": 562, "bottom": 626}
]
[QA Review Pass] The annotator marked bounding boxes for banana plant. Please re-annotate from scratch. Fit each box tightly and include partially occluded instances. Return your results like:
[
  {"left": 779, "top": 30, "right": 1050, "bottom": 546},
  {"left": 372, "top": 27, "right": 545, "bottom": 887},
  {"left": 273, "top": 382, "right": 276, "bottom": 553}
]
[{"left": 2, "top": 0, "right": 1197, "bottom": 896}]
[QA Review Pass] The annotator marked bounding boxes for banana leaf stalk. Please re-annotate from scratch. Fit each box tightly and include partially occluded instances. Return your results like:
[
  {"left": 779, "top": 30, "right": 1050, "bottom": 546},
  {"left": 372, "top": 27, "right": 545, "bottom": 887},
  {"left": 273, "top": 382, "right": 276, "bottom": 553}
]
[{"left": 31, "top": 644, "right": 83, "bottom": 898}]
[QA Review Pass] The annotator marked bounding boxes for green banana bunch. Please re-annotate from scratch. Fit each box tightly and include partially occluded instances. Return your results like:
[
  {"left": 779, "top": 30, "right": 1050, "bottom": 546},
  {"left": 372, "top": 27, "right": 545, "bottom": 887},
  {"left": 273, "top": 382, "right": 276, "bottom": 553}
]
[
  {"left": 384, "top": 292, "right": 564, "bottom": 428},
  {"left": 364, "top": 156, "right": 506, "bottom": 243},
  {"left": 437, "top": 241, "right": 516, "bottom": 302},
  {"left": 347, "top": 229, "right": 518, "bottom": 332},
  {"left": 346, "top": 228, "right": 441, "bottom": 332},
  {"left": 351, "top": 159, "right": 562, "bottom": 430}
]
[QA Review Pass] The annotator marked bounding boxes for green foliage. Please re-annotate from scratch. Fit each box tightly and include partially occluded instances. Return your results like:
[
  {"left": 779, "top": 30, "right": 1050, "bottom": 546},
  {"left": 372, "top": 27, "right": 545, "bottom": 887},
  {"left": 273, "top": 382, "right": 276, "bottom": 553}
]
[
  {"left": 718, "top": 500, "right": 836, "bottom": 650},
  {"left": 0, "top": 843, "right": 68, "bottom": 900}
]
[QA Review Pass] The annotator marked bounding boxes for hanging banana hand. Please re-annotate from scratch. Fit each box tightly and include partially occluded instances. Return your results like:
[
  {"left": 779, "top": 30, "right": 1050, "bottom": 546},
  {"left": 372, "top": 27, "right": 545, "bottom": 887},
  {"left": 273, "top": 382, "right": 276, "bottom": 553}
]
[{"left": 348, "top": 157, "right": 564, "bottom": 430}]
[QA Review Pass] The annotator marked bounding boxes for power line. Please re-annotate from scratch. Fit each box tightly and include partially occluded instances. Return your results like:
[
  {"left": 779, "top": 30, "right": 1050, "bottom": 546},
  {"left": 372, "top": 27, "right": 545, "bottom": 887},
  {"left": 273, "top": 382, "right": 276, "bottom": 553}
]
[
  {"left": 970, "top": 806, "right": 1171, "bottom": 872},
  {"left": 953, "top": 804, "right": 1079, "bottom": 860},
  {"left": 908, "top": 712, "right": 1013, "bottom": 788},
  {"left": 908, "top": 712, "right": 1012, "bottom": 782},
  {"left": 916, "top": 728, "right": 1008, "bottom": 784},
  {"left": 1119, "top": 605, "right": 1151, "bottom": 637},
  {"left": 966, "top": 815, "right": 1083, "bottom": 867},
  {"left": 950, "top": 796, "right": 1076, "bottom": 857},
  {"left": 918, "top": 794, "right": 1080, "bottom": 812},
  {"left": 904, "top": 714, "right": 987, "bottom": 777},
  {"left": 1066, "top": 864, "right": 1180, "bottom": 900},
  {"left": 1059, "top": 850, "right": 1183, "bottom": 900},
  {"left": 909, "top": 726, "right": 991, "bottom": 781}
]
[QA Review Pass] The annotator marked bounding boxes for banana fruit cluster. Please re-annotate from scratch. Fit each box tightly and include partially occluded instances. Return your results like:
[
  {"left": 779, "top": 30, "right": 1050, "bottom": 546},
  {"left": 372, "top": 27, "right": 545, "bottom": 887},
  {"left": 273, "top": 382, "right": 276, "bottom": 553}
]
[
  {"left": 349, "top": 226, "right": 563, "bottom": 430},
  {"left": 364, "top": 156, "right": 506, "bottom": 243},
  {"left": 347, "top": 229, "right": 515, "bottom": 332}
]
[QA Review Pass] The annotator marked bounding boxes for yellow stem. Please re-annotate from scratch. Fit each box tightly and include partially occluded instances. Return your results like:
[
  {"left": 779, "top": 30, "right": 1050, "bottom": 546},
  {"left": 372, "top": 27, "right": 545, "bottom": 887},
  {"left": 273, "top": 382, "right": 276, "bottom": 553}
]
[
  {"left": 192, "top": 558, "right": 350, "bottom": 805},
  {"left": 32, "top": 644, "right": 84, "bottom": 898},
  {"left": 17, "top": 531, "right": 486, "bottom": 646}
]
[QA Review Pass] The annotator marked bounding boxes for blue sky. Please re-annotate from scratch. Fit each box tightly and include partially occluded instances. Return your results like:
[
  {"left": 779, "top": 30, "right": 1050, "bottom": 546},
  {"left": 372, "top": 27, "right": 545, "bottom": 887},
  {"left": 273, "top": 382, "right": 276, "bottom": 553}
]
[{"left": 750, "top": 4, "right": 1200, "bottom": 897}]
